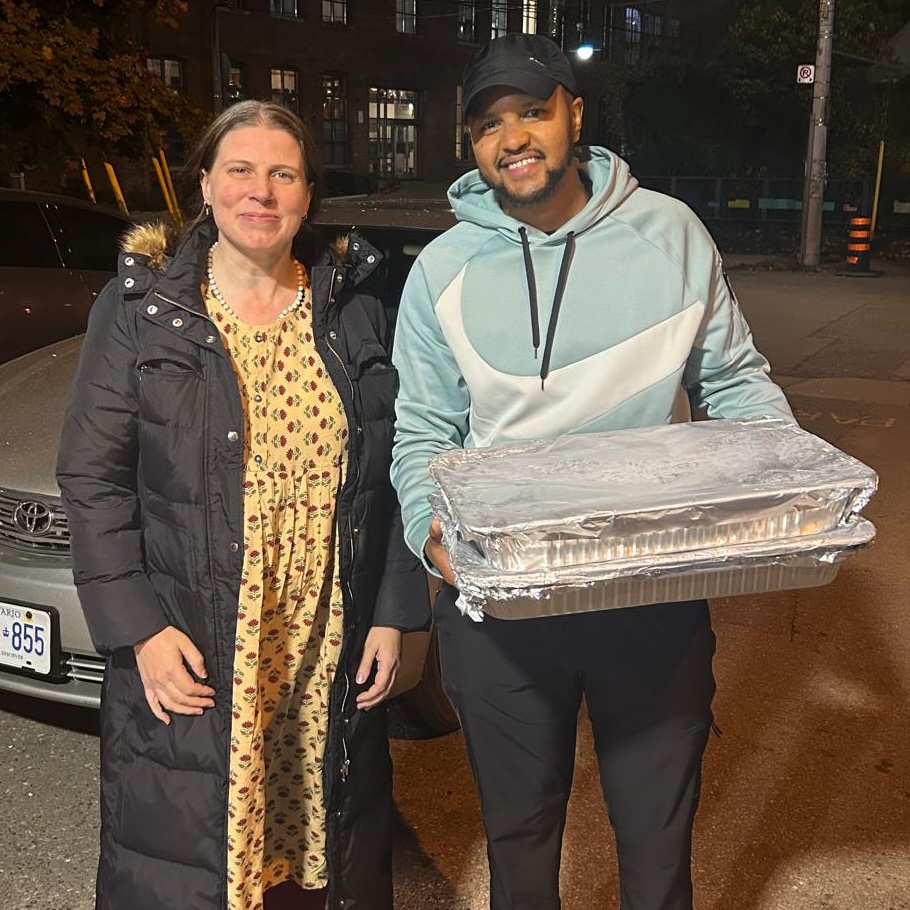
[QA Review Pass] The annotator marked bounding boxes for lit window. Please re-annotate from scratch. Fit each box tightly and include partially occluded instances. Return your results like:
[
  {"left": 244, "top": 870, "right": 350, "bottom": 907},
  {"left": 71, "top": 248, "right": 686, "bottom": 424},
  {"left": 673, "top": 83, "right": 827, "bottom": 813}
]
[
  {"left": 226, "top": 65, "right": 244, "bottom": 106},
  {"left": 323, "top": 0, "right": 346, "bottom": 24},
  {"left": 522, "top": 0, "right": 537, "bottom": 35},
  {"left": 369, "top": 87, "right": 418, "bottom": 178},
  {"left": 271, "top": 67, "right": 299, "bottom": 112},
  {"left": 625, "top": 7, "right": 641, "bottom": 42},
  {"left": 454, "top": 85, "right": 471, "bottom": 163},
  {"left": 624, "top": 6, "right": 642, "bottom": 62},
  {"left": 397, "top": 0, "right": 416, "bottom": 34},
  {"left": 322, "top": 74, "right": 348, "bottom": 167},
  {"left": 491, "top": 0, "right": 508, "bottom": 39},
  {"left": 147, "top": 57, "right": 184, "bottom": 92},
  {"left": 270, "top": 0, "right": 298, "bottom": 15},
  {"left": 458, "top": 1, "right": 475, "bottom": 42}
]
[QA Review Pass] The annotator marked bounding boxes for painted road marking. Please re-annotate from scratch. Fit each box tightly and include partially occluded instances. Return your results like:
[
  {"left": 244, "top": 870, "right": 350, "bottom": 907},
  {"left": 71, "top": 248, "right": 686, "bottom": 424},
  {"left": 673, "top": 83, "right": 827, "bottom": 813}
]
[{"left": 795, "top": 409, "right": 896, "bottom": 428}]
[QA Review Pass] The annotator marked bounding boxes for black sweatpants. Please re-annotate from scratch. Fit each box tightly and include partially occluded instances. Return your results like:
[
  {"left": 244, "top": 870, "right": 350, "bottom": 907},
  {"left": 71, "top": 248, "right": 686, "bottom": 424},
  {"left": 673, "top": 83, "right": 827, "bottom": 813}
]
[{"left": 434, "top": 585, "right": 716, "bottom": 910}]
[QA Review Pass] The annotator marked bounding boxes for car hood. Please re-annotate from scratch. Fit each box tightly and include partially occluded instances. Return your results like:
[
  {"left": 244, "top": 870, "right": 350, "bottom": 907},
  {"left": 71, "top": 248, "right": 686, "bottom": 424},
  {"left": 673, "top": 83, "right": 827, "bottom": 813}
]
[{"left": 0, "top": 336, "right": 83, "bottom": 498}]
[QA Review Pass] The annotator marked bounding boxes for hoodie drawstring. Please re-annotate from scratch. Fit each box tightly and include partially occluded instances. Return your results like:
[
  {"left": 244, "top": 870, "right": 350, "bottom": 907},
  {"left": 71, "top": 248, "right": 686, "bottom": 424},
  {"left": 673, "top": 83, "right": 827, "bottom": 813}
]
[
  {"left": 518, "top": 227, "right": 540, "bottom": 358},
  {"left": 518, "top": 228, "right": 577, "bottom": 389}
]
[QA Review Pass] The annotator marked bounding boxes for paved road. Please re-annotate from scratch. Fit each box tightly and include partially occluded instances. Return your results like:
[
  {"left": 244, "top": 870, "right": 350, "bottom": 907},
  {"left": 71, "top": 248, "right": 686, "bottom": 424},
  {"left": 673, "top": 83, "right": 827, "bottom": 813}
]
[{"left": 2, "top": 259, "right": 909, "bottom": 910}]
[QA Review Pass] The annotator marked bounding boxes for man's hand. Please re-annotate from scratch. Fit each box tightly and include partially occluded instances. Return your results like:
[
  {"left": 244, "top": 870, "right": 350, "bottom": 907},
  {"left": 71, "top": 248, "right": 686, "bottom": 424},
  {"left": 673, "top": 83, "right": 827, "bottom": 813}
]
[
  {"left": 133, "top": 626, "right": 216, "bottom": 724},
  {"left": 355, "top": 626, "right": 403, "bottom": 710},
  {"left": 425, "top": 517, "right": 456, "bottom": 586}
]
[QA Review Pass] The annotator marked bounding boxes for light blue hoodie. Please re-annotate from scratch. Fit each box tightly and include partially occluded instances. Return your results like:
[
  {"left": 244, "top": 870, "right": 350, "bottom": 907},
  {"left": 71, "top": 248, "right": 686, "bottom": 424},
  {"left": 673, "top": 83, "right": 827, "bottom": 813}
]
[{"left": 391, "top": 147, "right": 793, "bottom": 563}]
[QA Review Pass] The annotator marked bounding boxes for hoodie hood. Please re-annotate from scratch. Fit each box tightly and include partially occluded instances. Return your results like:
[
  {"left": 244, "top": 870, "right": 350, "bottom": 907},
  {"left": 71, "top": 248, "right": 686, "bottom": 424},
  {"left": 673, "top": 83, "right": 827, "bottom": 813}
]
[
  {"left": 447, "top": 146, "right": 639, "bottom": 243},
  {"left": 447, "top": 147, "right": 639, "bottom": 385}
]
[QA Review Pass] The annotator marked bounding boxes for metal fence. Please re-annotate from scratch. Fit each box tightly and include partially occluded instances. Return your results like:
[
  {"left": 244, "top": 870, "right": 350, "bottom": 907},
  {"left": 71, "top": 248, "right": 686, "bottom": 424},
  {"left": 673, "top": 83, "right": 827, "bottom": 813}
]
[{"left": 636, "top": 175, "right": 910, "bottom": 227}]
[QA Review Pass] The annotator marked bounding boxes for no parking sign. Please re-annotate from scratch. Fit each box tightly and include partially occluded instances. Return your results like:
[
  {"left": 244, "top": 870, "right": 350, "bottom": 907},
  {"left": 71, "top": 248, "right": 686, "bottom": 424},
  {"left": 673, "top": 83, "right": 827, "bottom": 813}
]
[{"left": 797, "top": 64, "right": 815, "bottom": 83}]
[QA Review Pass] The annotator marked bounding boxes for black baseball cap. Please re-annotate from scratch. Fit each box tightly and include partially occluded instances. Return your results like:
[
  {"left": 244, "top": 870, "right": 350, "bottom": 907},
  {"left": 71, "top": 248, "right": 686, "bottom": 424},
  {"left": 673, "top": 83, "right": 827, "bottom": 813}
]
[{"left": 463, "top": 34, "right": 578, "bottom": 116}]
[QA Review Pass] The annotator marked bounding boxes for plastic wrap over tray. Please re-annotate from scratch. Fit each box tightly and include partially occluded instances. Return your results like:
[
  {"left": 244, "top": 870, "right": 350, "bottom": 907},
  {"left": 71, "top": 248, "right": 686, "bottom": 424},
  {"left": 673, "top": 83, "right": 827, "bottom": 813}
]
[{"left": 428, "top": 418, "right": 878, "bottom": 574}]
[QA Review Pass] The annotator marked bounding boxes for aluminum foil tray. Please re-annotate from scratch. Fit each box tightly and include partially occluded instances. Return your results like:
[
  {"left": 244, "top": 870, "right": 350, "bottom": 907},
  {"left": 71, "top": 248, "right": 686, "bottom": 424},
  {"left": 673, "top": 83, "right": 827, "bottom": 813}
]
[
  {"left": 429, "top": 418, "right": 878, "bottom": 573},
  {"left": 483, "top": 562, "right": 840, "bottom": 620},
  {"left": 433, "top": 508, "right": 876, "bottom": 621}
]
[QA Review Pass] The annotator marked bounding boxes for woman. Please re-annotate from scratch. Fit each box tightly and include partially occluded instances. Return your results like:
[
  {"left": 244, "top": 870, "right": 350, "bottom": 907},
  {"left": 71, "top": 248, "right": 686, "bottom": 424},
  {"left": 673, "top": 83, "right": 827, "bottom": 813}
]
[{"left": 57, "top": 101, "right": 430, "bottom": 910}]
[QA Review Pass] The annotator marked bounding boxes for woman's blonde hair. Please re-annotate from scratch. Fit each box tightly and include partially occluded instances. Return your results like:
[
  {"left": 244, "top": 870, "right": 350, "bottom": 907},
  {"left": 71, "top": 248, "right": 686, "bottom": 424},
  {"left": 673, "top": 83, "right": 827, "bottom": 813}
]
[{"left": 182, "top": 100, "right": 323, "bottom": 230}]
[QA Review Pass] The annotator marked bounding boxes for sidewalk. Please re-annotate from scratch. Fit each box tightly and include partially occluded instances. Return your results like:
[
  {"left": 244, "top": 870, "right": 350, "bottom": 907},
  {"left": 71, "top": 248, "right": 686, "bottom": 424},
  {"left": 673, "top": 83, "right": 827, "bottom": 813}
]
[{"left": 725, "top": 252, "right": 910, "bottom": 275}]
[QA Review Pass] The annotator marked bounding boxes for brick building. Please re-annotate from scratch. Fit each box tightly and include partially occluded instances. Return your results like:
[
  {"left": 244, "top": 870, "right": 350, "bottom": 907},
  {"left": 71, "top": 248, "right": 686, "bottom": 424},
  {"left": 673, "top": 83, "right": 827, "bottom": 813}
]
[{"left": 142, "top": 1, "right": 715, "bottom": 189}]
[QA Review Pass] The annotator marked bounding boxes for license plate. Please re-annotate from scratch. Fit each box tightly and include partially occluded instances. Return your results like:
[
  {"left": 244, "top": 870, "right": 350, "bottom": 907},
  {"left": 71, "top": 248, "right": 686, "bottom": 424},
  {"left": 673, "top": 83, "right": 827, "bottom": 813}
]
[{"left": 0, "top": 603, "right": 53, "bottom": 675}]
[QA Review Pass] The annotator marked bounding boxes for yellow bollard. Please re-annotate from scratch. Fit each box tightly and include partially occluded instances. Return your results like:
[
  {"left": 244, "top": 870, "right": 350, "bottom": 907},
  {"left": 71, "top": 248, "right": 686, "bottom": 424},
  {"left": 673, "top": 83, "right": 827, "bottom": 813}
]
[
  {"left": 158, "top": 148, "right": 182, "bottom": 226},
  {"left": 103, "top": 162, "right": 130, "bottom": 216},
  {"left": 151, "top": 156, "right": 178, "bottom": 224},
  {"left": 870, "top": 139, "right": 885, "bottom": 239},
  {"left": 80, "top": 158, "right": 97, "bottom": 204}
]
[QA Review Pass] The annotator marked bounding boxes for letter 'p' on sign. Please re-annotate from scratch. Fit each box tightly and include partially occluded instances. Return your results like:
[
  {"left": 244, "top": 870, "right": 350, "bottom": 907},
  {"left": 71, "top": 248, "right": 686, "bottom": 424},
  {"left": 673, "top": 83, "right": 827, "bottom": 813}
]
[{"left": 797, "top": 65, "right": 815, "bottom": 84}]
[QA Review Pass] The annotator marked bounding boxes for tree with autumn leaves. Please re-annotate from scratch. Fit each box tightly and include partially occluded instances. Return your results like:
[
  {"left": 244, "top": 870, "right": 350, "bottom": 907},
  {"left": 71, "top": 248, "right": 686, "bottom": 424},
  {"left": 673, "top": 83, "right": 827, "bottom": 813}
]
[
  {"left": 724, "top": 0, "right": 910, "bottom": 180},
  {"left": 594, "top": 0, "right": 910, "bottom": 183},
  {"left": 0, "top": 0, "right": 203, "bottom": 190}
]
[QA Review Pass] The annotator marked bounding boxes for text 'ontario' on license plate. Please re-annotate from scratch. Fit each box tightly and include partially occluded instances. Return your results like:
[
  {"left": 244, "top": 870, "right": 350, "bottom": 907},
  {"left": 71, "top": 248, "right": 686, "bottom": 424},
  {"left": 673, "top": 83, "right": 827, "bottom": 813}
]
[{"left": 0, "top": 602, "right": 52, "bottom": 675}]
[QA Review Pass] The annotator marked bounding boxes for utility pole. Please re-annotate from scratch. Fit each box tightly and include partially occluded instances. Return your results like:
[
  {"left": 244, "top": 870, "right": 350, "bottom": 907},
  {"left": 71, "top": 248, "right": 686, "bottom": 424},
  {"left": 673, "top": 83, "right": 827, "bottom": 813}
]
[{"left": 799, "top": 0, "right": 835, "bottom": 267}]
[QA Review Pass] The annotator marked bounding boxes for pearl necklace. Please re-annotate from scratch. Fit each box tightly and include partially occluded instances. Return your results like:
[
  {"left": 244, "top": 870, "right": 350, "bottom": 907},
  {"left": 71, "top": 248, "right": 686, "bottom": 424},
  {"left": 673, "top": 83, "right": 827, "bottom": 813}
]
[{"left": 207, "top": 242, "right": 305, "bottom": 321}]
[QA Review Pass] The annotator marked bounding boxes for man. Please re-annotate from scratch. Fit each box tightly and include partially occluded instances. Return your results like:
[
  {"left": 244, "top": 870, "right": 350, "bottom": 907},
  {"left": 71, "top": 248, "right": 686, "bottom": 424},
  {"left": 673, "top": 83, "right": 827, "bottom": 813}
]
[{"left": 390, "top": 33, "right": 793, "bottom": 910}]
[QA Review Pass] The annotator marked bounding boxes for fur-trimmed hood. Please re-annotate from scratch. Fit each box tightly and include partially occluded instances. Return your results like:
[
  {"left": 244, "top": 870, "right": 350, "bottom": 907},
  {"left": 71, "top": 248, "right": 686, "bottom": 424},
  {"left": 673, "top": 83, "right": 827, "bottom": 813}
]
[
  {"left": 121, "top": 220, "right": 363, "bottom": 272},
  {"left": 120, "top": 221, "right": 176, "bottom": 270},
  {"left": 115, "top": 218, "right": 383, "bottom": 318}
]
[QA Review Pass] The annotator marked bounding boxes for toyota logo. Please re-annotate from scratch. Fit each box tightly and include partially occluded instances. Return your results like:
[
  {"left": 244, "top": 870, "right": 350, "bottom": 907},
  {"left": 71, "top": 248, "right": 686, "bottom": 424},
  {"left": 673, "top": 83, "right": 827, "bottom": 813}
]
[{"left": 13, "top": 501, "right": 55, "bottom": 536}]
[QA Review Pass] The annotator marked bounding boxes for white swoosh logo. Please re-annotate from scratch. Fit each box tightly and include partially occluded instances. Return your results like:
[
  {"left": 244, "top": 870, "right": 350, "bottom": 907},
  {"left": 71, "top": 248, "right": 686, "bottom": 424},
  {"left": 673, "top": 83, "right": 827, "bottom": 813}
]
[{"left": 436, "top": 264, "right": 705, "bottom": 446}]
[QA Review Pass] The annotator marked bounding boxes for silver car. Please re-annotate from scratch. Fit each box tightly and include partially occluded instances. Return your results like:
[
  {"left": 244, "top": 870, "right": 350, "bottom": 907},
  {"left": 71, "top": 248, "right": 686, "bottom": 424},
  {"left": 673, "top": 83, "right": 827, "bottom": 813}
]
[{"left": 0, "top": 204, "right": 458, "bottom": 737}]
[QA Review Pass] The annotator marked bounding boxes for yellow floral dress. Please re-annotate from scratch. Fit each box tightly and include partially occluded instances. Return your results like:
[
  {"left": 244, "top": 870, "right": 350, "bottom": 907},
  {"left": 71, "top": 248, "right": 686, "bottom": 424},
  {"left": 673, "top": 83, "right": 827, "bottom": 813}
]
[{"left": 205, "top": 271, "right": 348, "bottom": 910}]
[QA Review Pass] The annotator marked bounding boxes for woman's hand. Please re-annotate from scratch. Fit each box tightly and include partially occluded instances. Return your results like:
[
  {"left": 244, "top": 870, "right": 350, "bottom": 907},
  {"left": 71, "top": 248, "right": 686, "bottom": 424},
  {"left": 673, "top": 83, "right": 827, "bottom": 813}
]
[
  {"left": 425, "top": 517, "right": 456, "bottom": 586},
  {"left": 133, "top": 626, "right": 216, "bottom": 724},
  {"left": 355, "top": 626, "right": 403, "bottom": 711}
]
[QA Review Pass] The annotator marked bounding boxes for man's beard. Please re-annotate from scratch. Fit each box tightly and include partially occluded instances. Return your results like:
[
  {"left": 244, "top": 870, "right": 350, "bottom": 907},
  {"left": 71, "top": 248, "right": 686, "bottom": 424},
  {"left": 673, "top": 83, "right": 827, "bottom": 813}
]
[{"left": 483, "top": 147, "right": 574, "bottom": 210}]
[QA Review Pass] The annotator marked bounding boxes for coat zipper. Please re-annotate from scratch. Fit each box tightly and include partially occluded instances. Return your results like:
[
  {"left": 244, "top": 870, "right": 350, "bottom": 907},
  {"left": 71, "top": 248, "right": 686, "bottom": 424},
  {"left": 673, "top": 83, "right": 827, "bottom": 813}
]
[
  {"left": 153, "top": 290, "right": 208, "bottom": 317},
  {"left": 338, "top": 513, "right": 356, "bottom": 787},
  {"left": 339, "top": 672, "right": 351, "bottom": 783},
  {"left": 324, "top": 272, "right": 358, "bottom": 787}
]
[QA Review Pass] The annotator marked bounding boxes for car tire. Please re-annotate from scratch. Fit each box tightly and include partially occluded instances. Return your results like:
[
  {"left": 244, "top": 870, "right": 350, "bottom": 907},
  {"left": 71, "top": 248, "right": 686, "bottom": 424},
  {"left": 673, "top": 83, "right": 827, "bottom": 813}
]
[{"left": 387, "top": 627, "right": 459, "bottom": 740}]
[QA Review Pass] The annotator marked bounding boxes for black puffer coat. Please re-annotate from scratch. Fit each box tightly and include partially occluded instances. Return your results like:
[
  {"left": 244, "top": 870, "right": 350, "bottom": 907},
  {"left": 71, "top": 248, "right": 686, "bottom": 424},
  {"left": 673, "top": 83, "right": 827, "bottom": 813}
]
[{"left": 56, "top": 219, "right": 430, "bottom": 910}]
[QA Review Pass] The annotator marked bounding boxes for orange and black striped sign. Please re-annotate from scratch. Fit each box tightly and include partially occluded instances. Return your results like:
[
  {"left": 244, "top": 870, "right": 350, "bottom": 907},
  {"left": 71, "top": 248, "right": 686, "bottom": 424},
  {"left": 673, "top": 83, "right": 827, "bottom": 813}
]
[{"left": 846, "top": 216, "right": 871, "bottom": 272}]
